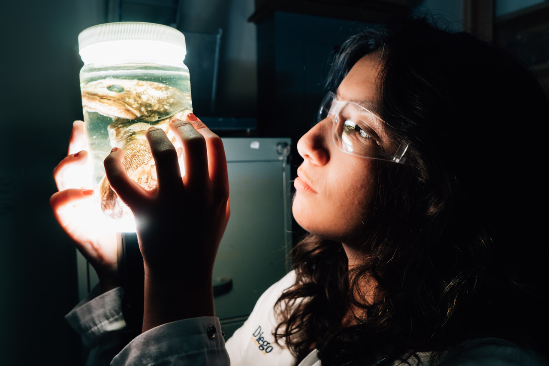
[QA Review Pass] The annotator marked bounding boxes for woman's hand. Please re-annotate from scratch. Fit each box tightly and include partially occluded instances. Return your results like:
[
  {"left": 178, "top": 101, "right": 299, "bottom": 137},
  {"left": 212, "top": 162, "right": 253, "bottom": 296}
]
[
  {"left": 50, "top": 121, "right": 119, "bottom": 292},
  {"left": 103, "top": 114, "right": 230, "bottom": 331}
]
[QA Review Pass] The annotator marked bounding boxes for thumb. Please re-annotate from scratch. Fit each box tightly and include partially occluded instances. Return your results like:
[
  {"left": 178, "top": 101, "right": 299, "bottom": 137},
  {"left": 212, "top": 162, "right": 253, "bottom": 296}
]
[{"left": 103, "top": 147, "right": 147, "bottom": 210}]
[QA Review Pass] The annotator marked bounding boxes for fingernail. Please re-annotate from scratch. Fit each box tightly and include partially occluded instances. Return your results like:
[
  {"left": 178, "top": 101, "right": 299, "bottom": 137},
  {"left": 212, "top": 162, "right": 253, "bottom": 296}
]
[
  {"left": 73, "top": 152, "right": 80, "bottom": 158},
  {"left": 82, "top": 189, "right": 94, "bottom": 196},
  {"left": 111, "top": 147, "right": 119, "bottom": 153},
  {"left": 148, "top": 126, "right": 161, "bottom": 132},
  {"left": 171, "top": 118, "right": 182, "bottom": 124},
  {"left": 185, "top": 113, "right": 207, "bottom": 130}
]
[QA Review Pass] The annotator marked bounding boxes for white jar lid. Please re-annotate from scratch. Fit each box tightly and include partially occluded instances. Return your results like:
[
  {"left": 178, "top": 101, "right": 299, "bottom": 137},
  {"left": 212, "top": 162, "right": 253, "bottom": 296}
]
[{"left": 79, "top": 22, "right": 186, "bottom": 65}]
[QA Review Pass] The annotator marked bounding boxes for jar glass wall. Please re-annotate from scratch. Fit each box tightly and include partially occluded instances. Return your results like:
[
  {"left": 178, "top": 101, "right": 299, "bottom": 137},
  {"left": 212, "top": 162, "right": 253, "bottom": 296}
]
[{"left": 78, "top": 23, "right": 192, "bottom": 232}]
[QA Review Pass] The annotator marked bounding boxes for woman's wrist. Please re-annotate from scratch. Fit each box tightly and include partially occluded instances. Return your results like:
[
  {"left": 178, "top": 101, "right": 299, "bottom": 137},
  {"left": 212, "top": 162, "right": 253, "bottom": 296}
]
[
  {"left": 97, "top": 270, "right": 120, "bottom": 294},
  {"left": 142, "top": 267, "right": 214, "bottom": 332}
]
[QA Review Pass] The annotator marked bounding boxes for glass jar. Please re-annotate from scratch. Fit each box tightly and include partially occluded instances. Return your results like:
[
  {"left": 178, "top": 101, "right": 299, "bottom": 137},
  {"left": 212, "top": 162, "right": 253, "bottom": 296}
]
[{"left": 78, "top": 22, "right": 192, "bottom": 232}]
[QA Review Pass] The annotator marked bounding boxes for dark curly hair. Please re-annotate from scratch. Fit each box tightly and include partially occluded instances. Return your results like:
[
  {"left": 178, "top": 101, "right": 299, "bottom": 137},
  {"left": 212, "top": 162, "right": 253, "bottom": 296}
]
[{"left": 273, "top": 15, "right": 549, "bottom": 366}]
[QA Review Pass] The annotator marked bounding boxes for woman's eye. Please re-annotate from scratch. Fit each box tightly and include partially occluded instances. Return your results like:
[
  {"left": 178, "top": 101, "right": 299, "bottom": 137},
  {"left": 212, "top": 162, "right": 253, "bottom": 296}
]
[{"left": 343, "top": 120, "right": 372, "bottom": 140}]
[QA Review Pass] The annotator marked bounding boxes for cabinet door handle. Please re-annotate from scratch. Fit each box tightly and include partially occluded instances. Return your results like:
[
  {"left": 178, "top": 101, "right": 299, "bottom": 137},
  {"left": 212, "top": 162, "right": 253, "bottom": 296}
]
[{"left": 213, "top": 277, "right": 233, "bottom": 297}]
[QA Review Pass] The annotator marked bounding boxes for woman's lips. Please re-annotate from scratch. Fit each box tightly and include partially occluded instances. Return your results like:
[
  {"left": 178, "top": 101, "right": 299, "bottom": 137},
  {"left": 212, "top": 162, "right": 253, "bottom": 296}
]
[{"left": 295, "top": 171, "right": 317, "bottom": 193}]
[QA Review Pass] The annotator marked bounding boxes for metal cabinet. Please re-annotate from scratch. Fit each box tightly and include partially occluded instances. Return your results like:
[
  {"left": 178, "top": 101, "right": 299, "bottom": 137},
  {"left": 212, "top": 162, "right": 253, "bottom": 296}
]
[{"left": 75, "top": 137, "right": 293, "bottom": 339}]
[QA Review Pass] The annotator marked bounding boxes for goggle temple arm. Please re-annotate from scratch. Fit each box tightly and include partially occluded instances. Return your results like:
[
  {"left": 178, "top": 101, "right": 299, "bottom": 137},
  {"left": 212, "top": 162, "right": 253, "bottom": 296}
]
[{"left": 391, "top": 143, "right": 409, "bottom": 164}]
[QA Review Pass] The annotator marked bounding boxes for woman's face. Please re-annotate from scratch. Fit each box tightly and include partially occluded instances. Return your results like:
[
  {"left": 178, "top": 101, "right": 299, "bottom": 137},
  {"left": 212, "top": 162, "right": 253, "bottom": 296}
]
[{"left": 293, "top": 53, "right": 385, "bottom": 243}]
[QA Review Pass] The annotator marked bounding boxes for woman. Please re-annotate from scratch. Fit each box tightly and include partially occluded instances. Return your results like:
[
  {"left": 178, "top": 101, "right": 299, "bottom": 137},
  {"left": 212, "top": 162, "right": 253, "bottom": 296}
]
[{"left": 51, "top": 16, "right": 549, "bottom": 365}]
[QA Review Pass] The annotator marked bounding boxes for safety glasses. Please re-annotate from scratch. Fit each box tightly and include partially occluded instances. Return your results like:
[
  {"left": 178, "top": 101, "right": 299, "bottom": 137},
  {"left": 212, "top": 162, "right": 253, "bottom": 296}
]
[{"left": 317, "top": 92, "right": 408, "bottom": 164}]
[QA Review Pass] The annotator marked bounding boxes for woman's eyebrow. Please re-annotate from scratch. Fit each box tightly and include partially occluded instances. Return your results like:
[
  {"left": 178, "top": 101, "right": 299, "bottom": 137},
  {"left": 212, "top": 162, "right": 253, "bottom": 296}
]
[
  {"left": 334, "top": 91, "right": 391, "bottom": 143},
  {"left": 334, "top": 91, "right": 381, "bottom": 116}
]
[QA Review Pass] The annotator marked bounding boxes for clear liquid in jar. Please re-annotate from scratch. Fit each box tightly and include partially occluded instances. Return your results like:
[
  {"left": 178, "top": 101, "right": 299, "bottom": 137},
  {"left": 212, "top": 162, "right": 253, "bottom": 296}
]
[{"left": 80, "top": 63, "right": 192, "bottom": 232}]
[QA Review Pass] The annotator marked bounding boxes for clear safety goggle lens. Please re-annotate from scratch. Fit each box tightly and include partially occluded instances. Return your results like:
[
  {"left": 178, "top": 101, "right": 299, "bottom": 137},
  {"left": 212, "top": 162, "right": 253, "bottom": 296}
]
[{"left": 318, "top": 92, "right": 408, "bottom": 163}]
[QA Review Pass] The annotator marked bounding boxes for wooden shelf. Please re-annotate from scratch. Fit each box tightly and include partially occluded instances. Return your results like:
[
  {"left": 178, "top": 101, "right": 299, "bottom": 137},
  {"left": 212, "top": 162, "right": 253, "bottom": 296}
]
[
  {"left": 495, "top": 1, "right": 549, "bottom": 25},
  {"left": 248, "top": 0, "right": 419, "bottom": 23}
]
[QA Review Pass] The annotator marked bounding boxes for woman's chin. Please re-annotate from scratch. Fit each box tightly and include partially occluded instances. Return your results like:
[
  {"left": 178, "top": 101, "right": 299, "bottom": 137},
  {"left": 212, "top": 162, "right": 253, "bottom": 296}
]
[
  {"left": 292, "top": 200, "right": 337, "bottom": 241},
  {"left": 292, "top": 193, "right": 312, "bottom": 230}
]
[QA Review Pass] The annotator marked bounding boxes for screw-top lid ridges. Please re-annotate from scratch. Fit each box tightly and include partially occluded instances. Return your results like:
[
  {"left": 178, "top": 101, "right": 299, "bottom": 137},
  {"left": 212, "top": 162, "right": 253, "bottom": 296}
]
[{"left": 78, "top": 22, "right": 186, "bottom": 51}]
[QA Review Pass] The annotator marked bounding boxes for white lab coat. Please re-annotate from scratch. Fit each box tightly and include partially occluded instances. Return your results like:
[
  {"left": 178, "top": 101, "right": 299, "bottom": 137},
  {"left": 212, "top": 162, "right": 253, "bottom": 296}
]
[{"left": 65, "top": 270, "right": 548, "bottom": 366}]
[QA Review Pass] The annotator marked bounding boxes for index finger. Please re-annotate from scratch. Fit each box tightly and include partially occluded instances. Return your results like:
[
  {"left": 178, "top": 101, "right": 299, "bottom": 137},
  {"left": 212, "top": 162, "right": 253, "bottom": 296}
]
[{"left": 68, "top": 121, "right": 89, "bottom": 155}]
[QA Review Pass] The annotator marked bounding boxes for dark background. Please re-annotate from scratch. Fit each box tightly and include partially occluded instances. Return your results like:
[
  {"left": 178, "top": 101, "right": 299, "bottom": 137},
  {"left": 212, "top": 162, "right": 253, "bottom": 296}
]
[{"left": 3, "top": 0, "right": 542, "bottom": 365}]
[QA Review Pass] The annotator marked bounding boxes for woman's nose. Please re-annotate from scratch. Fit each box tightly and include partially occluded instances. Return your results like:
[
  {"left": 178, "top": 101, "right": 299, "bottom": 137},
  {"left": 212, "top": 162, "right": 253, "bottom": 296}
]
[{"left": 297, "top": 118, "right": 331, "bottom": 166}]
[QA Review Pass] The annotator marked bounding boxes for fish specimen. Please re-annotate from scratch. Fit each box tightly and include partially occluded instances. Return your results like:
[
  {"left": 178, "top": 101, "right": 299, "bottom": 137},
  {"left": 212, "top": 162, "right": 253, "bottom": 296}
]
[{"left": 82, "top": 78, "right": 191, "bottom": 218}]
